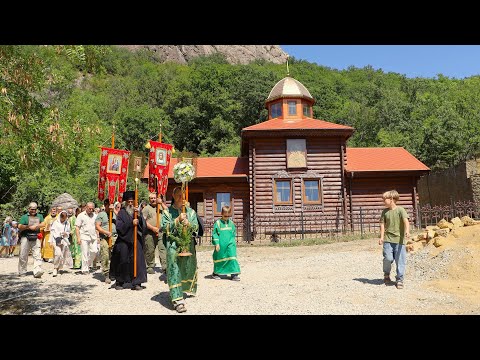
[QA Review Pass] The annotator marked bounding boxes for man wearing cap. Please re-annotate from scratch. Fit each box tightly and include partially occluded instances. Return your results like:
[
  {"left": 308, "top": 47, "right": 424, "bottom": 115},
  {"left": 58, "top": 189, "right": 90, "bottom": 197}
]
[
  {"left": 17, "top": 202, "right": 46, "bottom": 278},
  {"left": 109, "top": 191, "right": 147, "bottom": 290}
]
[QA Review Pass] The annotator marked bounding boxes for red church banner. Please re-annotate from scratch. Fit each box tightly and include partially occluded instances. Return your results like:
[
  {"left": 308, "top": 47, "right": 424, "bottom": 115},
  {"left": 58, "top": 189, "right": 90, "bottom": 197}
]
[
  {"left": 148, "top": 141, "right": 173, "bottom": 196},
  {"left": 98, "top": 147, "right": 131, "bottom": 203}
]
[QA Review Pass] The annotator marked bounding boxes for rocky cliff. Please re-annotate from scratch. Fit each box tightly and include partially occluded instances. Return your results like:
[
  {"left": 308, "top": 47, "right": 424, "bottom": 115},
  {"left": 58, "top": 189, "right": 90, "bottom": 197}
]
[{"left": 119, "top": 45, "right": 288, "bottom": 65}]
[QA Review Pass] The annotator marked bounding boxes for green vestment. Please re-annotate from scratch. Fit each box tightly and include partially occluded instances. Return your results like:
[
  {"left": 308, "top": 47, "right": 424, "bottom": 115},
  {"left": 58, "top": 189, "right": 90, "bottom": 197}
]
[
  {"left": 212, "top": 219, "right": 241, "bottom": 275},
  {"left": 161, "top": 205, "right": 199, "bottom": 303}
]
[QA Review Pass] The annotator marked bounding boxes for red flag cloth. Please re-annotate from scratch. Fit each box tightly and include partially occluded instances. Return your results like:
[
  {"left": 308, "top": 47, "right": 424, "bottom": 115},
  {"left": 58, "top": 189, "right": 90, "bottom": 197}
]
[
  {"left": 98, "top": 147, "right": 131, "bottom": 203},
  {"left": 148, "top": 141, "right": 173, "bottom": 196}
]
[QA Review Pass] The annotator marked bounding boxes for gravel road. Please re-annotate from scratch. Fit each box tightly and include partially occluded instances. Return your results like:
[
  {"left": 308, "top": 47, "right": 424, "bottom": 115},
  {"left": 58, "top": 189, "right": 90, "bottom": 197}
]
[{"left": 1, "top": 238, "right": 478, "bottom": 315}]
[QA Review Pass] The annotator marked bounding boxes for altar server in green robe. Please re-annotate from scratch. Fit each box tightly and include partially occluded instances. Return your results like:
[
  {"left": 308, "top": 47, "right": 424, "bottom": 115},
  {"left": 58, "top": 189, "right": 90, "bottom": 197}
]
[{"left": 211, "top": 205, "right": 240, "bottom": 281}]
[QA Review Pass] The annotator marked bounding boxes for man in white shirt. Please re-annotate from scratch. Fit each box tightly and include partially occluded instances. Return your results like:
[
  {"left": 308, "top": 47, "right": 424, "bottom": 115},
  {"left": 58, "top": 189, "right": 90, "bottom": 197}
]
[{"left": 75, "top": 202, "right": 98, "bottom": 274}]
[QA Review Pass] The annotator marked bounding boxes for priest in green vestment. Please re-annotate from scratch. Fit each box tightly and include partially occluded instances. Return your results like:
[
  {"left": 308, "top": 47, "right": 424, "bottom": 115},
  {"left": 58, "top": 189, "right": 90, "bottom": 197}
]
[
  {"left": 161, "top": 186, "right": 199, "bottom": 313},
  {"left": 211, "top": 205, "right": 241, "bottom": 281}
]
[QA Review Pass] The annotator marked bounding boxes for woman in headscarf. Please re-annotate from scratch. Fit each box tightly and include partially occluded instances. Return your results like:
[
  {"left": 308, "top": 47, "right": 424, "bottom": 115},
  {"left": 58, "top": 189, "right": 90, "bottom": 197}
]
[{"left": 49, "top": 210, "right": 73, "bottom": 277}]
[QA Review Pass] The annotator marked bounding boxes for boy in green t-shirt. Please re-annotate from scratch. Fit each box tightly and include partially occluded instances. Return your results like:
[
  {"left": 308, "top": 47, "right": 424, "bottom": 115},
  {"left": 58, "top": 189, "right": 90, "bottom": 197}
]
[{"left": 379, "top": 190, "right": 410, "bottom": 289}]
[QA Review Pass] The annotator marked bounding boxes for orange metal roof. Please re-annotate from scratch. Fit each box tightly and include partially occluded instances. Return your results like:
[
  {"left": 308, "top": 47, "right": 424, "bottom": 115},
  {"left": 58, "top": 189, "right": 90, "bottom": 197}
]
[
  {"left": 242, "top": 117, "right": 354, "bottom": 131},
  {"left": 142, "top": 148, "right": 429, "bottom": 178},
  {"left": 143, "top": 157, "right": 248, "bottom": 179},
  {"left": 346, "top": 147, "right": 430, "bottom": 172}
]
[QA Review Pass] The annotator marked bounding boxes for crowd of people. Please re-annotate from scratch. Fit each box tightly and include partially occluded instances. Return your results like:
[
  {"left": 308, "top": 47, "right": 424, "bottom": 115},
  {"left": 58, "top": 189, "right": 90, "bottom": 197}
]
[
  {"left": 2, "top": 187, "right": 242, "bottom": 313},
  {"left": 3, "top": 188, "right": 410, "bottom": 312}
]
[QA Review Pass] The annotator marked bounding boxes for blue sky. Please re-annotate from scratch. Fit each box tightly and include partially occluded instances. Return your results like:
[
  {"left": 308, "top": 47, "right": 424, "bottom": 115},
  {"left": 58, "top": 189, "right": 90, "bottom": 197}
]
[{"left": 281, "top": 45, "right": 480, "bottom": 79}]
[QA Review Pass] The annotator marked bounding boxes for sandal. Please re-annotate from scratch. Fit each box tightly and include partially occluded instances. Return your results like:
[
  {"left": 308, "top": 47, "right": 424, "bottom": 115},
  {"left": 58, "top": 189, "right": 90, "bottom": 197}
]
[
  {"left": 383, "top": 275, "right": 392, "bottom": 285},
  {"left": 175, "top": 304, "right": 187, "bottom": 313},
  {"left": 396, "top": 282, "right": 404, "bottom": 289}
]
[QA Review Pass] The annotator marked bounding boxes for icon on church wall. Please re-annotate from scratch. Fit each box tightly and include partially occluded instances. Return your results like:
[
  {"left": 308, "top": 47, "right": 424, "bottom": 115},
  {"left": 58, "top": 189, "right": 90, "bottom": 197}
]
[{"left": 287, "top": 139, "right": 306, "bottom": 168}]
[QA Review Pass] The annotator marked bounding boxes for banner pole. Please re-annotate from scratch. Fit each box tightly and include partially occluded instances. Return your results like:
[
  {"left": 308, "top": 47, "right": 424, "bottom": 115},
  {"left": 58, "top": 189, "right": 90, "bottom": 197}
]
[
  {"left": 108, "top": 124, "right": 115, "bottom": 247},
  {"left": 134, "top": 177, "right": 139, "bottom": 278}
]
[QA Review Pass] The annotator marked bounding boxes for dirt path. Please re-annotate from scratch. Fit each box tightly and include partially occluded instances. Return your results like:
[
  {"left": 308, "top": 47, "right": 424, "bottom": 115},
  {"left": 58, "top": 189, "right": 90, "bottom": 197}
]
[{"left": 1, "top": 232, "right": 479, "bottom": 315}]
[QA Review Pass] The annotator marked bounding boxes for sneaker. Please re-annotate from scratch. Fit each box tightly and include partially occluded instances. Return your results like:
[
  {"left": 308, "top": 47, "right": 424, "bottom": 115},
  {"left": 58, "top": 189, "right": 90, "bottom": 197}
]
[
  {"left": 147, "top": 268, "right": 155, "bottom": 275},
  {"left": 231, "top": 274, "right": 240, "bottom": 281},
  {"left": 47, "top": 259, "right": 53, "bottom": 263},
  {"left": 131, "top": 285, "right": 143, "bottom": 291},
  {"left": 52, "top": 269, "right": 58, "bottom": 277},
  {"left": 211, "top": 273, "right": 221, "bottom": 280},
  {"left": 34, "top": 270, "right": 44, "bottom": 278},
  {"left": 175, "top": 304, "right": 187, "bottom": 313}
]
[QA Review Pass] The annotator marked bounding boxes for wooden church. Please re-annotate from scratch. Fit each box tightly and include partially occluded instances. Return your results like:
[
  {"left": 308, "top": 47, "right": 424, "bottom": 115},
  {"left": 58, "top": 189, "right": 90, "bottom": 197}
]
[{"left": 144, "top": 76, "right": 430, "bottom": 240}]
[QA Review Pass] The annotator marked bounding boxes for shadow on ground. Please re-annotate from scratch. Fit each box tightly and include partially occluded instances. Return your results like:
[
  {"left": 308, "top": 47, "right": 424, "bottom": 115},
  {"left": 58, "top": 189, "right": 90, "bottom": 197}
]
[
  {"left": 0, "top": 273, "right": 96, "bottom": 315},
  {"left": 353, "top": 278, "right": 395, "bottom": 286},
  {"left": 151, "top": 292, "right": 174, "bottom": 311}
]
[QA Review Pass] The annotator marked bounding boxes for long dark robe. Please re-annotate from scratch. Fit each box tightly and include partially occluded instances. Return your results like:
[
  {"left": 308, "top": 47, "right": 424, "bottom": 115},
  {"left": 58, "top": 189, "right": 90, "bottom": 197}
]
[
  {"left": 109, "top": 208, "right": 147, "bottom": 285},
  {"left": 131, "top": 213, "right": 147, "bottom": 286}
]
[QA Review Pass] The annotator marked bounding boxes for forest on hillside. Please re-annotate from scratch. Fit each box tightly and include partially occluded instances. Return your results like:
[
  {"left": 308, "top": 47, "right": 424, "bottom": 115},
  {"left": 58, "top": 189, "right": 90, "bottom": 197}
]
[{"left": 2, "top": 45, "right": 480, "bottom": 217}]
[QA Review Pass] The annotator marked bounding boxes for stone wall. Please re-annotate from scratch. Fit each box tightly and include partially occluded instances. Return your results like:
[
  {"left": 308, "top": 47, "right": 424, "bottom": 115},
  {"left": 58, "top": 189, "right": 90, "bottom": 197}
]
[{"left": 418, "top": 159, "right": 480, "bottom": 206}]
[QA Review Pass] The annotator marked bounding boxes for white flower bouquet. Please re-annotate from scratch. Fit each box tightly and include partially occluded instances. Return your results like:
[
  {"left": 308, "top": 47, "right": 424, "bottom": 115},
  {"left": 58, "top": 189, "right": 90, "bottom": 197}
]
[{"left": 173, "top": 161, "right": 195, "bottom": 183}]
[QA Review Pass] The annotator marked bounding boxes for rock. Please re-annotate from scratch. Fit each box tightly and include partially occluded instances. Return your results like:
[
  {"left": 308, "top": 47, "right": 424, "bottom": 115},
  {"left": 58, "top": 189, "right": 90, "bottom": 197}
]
[
  {"left": 437, "top": 219, "right": 453, "bottom": 229},
  {"left": 51, "top": 193, "right": 79, "bottom": 211},
  {"left": 451, "top": 217, "right": 464, "bottom": 228},
  {"left": 435, "top": 228, "right": 450, "bottom": 238},
  {"left": 426, "top": 225, "right": 440, "bottom": 231},
  {"left": 406, "top": 244, "right": 415, "bottom": 252},
  {"left": 417, "top": 234, "right": 426, "bottom": 241},
  {"left": 426, "top": 229, "right": 436, "bottom": 239},
  {"left": 407, "top": 240, "right": 414, "bottom": 245},
  {"left": 118, "top": 45, "right": 289, "bottom": 65},
  {"left": 461, "top": 216, "right": 477, "bottom": 226},
  {"left": 434, "top": 236, "right": 447, "bottom": 247}
]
